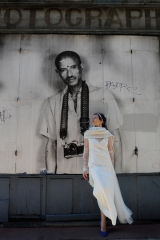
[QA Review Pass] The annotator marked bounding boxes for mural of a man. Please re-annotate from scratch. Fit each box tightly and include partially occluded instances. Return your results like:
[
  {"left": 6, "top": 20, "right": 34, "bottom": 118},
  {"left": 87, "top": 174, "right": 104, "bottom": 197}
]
[{"left": 40, "top": 51, "right": 122, "bottom": 174}]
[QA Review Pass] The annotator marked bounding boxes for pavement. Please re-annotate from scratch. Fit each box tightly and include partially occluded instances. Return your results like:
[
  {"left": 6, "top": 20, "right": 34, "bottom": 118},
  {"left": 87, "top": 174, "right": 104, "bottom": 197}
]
[{"left": 0, "top": 221, "right": 160, "bottom": 240}]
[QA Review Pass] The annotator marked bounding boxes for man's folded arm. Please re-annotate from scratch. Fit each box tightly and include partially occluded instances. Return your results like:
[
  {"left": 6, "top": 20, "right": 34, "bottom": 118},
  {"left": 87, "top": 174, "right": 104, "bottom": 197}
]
[
  {"left": 40, "top": 98, "right": 57, "bottom": 173},
  {"left": 44, "top": 138, "right": 57, "bottom": 174}
]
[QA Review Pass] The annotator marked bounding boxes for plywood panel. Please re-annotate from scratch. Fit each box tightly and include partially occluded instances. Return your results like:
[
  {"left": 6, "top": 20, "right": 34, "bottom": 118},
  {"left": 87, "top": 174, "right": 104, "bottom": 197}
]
[
  {"left": 10, "top": 177, "right": 44, "bottom": 217},
  {"left": 102, "top": 36, "right": 136, "bottom": 174},
  {"left": 9, "top": 177, "right": 18, "bottom": 215},
  {"left": 0, "top": 35, "right": 21, "bottom": 101},
  {"left": 17, "top": 178, "right": 41, "bottom": 215},
  {"left": 0, "top": 35, "right": 20, "bottom": 174},
  {"left": 131, "top": 36, "right": 160, "bottom": 173},
  {"left": 0, "top": 101, "right": 18, "bottom": 174},
  {"left": 0, "top": 178, "right": 9, "bottom": 222},
  {"left": 16, "top": 100, "right": 32, "bottom": 173},
  {"left": 131, "top": 37, "right": 159, "bottom": 102},
  {"left": 46, "top": 178, "right": 73, "bottom": 215},
  {"left": 81, "top": 178, "right": 90, "bottom": 214},
  {"left": 118, "top": 175, "right": 137, "bottom": 219},
  {"left": 72, "top": 177, "right": 81, "bottom": 214},
  {"left": 137, "top": 176, "right": 160, "bottom": 219}
]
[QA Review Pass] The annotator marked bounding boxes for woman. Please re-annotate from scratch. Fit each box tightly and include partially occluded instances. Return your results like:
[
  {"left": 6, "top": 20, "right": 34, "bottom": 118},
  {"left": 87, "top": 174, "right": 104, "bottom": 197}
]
[{"left": 83, "top": 113, "right": 133, "bottom": 237}]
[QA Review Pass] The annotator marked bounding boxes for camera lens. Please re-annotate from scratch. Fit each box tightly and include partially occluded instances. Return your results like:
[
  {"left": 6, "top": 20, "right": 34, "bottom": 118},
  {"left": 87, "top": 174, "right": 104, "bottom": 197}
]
[{"left": 68, "top": 143, "right": 77, "bottom": 154}]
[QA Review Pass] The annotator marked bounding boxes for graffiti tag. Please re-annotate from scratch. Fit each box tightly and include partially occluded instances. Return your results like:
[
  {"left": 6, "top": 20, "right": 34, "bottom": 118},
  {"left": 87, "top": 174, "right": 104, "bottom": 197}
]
[
  {"left": 105, "top": 81, "right": 141, "bottom": 95},
  {"left": 0, "top": 109, "right": 11, "bottom": 123}
]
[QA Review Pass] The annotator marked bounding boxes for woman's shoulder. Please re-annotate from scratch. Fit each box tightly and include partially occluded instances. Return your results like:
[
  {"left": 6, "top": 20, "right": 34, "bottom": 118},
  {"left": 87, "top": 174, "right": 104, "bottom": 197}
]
[{"left": 84, "top": 129, "right": 90, "bottom": 139}]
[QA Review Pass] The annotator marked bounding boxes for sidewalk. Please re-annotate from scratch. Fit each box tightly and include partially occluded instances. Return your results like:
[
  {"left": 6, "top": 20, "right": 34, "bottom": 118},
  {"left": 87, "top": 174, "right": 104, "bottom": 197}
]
[{"left": 0, "top": 222, "right": 160, "bottom": 240}]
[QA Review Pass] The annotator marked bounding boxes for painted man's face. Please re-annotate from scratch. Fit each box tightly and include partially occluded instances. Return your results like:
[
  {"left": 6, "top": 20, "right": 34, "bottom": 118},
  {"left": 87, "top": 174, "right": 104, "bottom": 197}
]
[{"left": 57, "top": 57, "right": 82, "bottom": 87}]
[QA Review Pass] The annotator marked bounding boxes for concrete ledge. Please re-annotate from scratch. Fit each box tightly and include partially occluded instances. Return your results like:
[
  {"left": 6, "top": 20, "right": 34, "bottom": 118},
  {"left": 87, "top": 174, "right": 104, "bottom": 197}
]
[{"left": 46, "top": 213, "right": 100, "bottom": 222}]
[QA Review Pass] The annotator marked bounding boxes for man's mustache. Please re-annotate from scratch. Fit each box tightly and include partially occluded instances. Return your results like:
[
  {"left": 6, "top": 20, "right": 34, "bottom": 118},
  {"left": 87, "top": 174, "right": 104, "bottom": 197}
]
[{"left": 67, "top": 76, "right": 76, "bottom": 81}]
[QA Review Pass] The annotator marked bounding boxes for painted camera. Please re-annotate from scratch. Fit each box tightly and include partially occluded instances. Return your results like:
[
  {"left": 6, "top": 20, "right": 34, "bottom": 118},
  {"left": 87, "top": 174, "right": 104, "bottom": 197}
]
[{"left": 64, "top": 141, "right": 84, "bottom": 159}]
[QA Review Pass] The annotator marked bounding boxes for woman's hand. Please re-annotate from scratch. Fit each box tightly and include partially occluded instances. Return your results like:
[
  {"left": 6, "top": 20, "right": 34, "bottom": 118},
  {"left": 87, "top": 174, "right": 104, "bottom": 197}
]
[{"left": 83, "top": 171, "right": 88, "bottom": 180}]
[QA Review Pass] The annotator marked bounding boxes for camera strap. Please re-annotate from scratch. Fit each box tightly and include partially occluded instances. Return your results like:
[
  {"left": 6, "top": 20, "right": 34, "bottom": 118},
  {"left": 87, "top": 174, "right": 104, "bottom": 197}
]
[{"left": 60, "top": 81, "right": 89, "bottom": 140}]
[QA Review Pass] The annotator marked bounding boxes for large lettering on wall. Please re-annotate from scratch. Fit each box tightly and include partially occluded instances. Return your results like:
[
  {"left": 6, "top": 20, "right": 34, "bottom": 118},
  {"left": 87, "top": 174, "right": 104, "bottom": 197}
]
[{"left": 0, "top": 7, "right": 160, "bottom": 32}]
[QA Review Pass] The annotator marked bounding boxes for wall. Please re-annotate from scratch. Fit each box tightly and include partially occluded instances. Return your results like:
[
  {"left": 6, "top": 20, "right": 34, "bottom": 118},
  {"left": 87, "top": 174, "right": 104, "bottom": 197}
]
[{"left": 0, "top": 0, "right": 160, "bottom": 222}]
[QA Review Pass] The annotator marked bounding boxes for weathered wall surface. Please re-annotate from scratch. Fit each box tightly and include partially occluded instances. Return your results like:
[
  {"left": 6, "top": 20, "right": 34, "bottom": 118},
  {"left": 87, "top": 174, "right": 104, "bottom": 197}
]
[{"left": 0, "top": 34, "right": 160, "bottom": 174}]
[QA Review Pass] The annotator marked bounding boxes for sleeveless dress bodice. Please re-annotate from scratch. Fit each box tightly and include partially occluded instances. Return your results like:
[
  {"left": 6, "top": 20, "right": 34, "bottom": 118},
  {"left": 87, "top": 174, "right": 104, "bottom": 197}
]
[{"left": 88, "top": 138, "right": 111, "bottom": 167}]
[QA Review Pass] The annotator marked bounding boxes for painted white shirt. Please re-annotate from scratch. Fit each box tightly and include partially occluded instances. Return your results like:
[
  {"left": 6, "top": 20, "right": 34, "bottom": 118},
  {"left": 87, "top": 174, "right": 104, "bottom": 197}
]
[{"left": 40, "top": 85, "right": 122, "bottom": 174}]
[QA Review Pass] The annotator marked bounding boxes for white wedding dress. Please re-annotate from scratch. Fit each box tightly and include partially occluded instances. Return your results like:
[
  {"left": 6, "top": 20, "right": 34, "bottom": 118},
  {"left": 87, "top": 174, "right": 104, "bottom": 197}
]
[{"left": 83, "top": 127, "right": 133, "bottom": 226}]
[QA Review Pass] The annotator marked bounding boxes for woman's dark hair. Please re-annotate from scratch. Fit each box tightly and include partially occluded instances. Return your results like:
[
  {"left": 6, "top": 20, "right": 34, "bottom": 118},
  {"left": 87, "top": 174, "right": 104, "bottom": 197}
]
[{"left": 94, "top": 113, "right": 108, "bottom": 129}]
